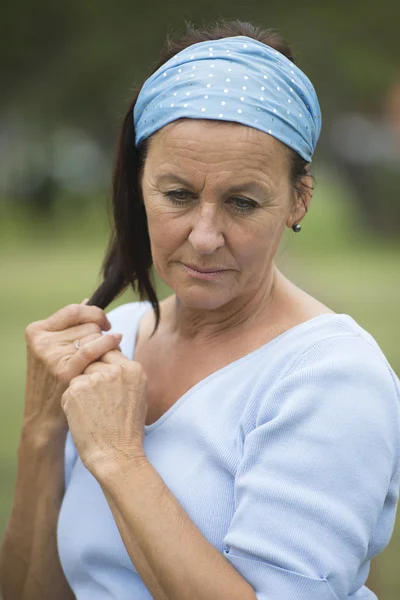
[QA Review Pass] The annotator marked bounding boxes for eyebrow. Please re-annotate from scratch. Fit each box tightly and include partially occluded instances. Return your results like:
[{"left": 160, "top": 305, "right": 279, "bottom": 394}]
[{"left": 154, "top": 173, "right": 271, "bottom": 197}]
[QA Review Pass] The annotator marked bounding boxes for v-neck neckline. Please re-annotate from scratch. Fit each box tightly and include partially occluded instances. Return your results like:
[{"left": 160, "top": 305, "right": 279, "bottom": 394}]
[{"left": 129, "top": 301, "right": 353, "bottom": 435}]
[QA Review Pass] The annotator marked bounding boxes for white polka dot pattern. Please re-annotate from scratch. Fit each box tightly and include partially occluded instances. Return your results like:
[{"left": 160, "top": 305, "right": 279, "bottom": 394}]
[{"left": 134, "top": 35, "right": 322, "bottom": 162}]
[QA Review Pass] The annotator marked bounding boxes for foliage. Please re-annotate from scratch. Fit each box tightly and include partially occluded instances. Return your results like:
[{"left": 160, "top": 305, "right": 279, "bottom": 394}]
[{"left": 1, "top": 0, "right": 399, "bottom": 142}]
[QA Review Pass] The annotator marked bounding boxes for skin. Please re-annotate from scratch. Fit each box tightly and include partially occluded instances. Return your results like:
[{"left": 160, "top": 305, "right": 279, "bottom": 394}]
[
  {"left": 0, "top": 119, "right": 329, "bottom": 600},
  {"left": 55, "top": 119, "right": 323, "bottom": 600},
  {"left": 63, "top": 119, "right": 318, "bottom": 468},
  {"left": 139, "top": 118, "right": 314, "bottom": 344},
  {"left": 0, "top": 119, "right": 323, "bottom": 600}
]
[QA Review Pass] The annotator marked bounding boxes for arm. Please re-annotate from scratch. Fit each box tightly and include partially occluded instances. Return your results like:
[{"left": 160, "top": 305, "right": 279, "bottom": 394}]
[
  {"left": 92, "top": 336, "right": 398, "bottom": 600},
  {"left": 0, "top": 300, "right": 120, "bottom": 600},
  {"left": 217, "top": 336, "right": 400, "bottom": 600},
  {"left": 0, "top": 425, "right": 75, "bottom": 600},
  {"left": 94, "top": 450, "right": 257, "bottom": 600}
]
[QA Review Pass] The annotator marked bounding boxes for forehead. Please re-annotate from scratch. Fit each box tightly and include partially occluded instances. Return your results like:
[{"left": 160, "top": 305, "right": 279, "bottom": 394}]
[{"left": 144, "top": 118, "right": 290, "bottom": 175}]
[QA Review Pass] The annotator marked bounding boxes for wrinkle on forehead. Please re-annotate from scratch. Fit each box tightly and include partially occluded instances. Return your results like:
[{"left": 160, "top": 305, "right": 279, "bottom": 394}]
[{"left": 146, "top": 118, "right": 290, "bottom": 181}]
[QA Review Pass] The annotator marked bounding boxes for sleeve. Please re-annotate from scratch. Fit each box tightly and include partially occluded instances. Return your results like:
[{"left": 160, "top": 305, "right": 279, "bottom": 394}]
[{"left": 222, "top": 335, "right": 400, "bottom": 600}]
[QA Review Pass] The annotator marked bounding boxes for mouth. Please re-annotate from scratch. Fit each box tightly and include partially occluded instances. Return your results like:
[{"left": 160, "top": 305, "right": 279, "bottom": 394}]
[
  {"left": 181, "top": 263, "right": 230, "bottom": 280},
  {"left": 184, "top": 263, "right": 227, "bottom": 273}
]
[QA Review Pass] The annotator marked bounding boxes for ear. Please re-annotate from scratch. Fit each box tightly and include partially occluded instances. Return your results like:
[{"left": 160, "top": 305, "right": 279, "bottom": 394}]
[{"left": 286, "top": 171, "right": 313, "bottom": 229}]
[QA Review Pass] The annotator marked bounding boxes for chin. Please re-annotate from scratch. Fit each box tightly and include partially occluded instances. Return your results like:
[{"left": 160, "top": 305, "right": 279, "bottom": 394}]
[{"left": 173, "top": 283, "right": 236, "bottom": 311}]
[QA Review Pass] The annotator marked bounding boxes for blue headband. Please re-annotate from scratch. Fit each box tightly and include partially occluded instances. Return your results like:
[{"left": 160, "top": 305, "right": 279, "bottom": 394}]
[{"left": 134, "top": 35, "right": 322, "bottom": 162}]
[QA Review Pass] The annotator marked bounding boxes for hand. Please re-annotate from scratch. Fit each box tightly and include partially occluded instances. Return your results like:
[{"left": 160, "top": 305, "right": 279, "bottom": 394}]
[
  {"left": 23, "top": 299, "right": 123, "bottom": 436},
  {"left": 60, "top": 349, "right": 148, "bottom": 476}
]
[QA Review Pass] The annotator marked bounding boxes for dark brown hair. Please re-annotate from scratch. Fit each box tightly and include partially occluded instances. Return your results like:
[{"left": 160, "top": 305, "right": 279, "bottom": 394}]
[{"left": 88, "top": 19, "right": 312, "bottom": 331}]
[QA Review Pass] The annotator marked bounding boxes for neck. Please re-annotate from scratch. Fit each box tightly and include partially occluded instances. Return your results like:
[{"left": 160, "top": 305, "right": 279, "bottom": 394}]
[{"left": 165, "top": 265, "right": 282, "bottom": 344}]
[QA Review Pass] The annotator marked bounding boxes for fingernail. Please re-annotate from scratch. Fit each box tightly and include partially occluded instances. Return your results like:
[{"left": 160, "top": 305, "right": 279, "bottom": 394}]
[
  {"left": 81, "top": 298, "right": 89, "bottom": 304},
  {"left": 114, "top": 333, "right": 123, "bottom": 340}
]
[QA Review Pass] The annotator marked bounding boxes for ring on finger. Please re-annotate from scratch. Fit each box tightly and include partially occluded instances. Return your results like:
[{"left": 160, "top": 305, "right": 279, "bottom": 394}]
[{"left": 73, "top": 339, "right": 81, "bottom": 349}]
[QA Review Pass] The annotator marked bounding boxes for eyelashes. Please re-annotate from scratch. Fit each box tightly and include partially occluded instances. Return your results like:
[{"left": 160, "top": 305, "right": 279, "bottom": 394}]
[{"left": 164, "top": 190, "right": 259, "bottom": 214}]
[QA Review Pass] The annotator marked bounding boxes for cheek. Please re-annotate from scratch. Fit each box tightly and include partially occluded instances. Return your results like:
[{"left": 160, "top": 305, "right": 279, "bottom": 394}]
[
  {"left": 229, "top": 220, "right": 285, "bottom": 287},
  {"left": 234, "top": 234, "right": 269, "bottom": 272},
  {"left": 234, "top": 218, "right": 277, "bottom": 262},
  {"left": 145, "top": 203, "right": 188, "bottom": 258}
]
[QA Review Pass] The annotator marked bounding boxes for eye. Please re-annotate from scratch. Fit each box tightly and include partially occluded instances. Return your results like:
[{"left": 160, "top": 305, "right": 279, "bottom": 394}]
[
  {"left": 164, "top": 190, "right": 193, "bottom": 205},
  {"left": 164, "top": 190, "right": 259, "bottom": 214},
  {"left": 227, "top": 197, "right": 259, "bottom": 213}
]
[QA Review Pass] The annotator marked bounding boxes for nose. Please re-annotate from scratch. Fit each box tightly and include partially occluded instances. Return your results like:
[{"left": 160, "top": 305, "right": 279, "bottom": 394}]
[{"left": 187, "top": 202, "right": 225, "bottom": 255}]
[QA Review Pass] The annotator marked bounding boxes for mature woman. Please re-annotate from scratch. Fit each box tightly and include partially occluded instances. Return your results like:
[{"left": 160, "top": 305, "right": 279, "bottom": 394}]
[{"left": 1, "top": 20, "right": 399, "bottom": 600}]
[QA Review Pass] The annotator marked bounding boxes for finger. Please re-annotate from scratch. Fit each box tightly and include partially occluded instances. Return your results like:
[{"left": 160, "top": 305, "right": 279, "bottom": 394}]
[
  {"left": 99, "top": 348, "right": 132, "bottom": 365},
  {"left": 45, "top": 303, "right": 112, "bottom": 332},
  {"left": 68, "top": 373, "right": 89, "bottom": 388},
  {"left": 52, "top": 322, "right": 102, "bottom": 344},
  {"left": 68, "top": 332, "right": 102, "bottom": 352},
  {"left": 69, "top": 332, "right": 122, "bottom": 355},
  {"left": 73, "top": 330, "right": 123, "bottom": 350},
  {"left": 79, "top": 332, "right": 104, "bottom": 346},
  {"left": 68, "top": 332, "right": 123, "bottom": 372},
  {"left": 82, "top": 361, "right": 110, "bottom": 375}
]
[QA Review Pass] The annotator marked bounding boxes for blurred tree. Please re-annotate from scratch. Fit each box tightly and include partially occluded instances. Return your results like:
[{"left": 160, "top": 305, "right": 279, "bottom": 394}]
[
  {"left": 1, "top": 0, "right": 399, "bottom": 229},
  {"left": 1, "top": 0, "right": 399, "bottom": 141}
]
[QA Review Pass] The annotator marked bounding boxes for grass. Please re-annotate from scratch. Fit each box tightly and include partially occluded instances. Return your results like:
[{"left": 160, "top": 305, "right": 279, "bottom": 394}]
[{"left": 0, "top": 173, "right": 399, "bottom": 597}]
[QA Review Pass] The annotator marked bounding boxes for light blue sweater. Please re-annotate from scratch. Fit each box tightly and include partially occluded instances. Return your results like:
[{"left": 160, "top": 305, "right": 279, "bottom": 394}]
[{"left": 57, "top": 301, "right": 400, "bottom": 600}]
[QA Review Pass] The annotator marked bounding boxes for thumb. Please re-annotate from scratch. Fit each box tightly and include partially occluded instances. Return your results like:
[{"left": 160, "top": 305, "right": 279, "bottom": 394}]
[{"left": 99, "top": 343, "right": 133, "bottom": 366}]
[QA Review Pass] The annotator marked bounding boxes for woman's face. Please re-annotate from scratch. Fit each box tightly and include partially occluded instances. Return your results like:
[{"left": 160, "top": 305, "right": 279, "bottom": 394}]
[{"left": 140, "top": 119, "right": 303, "bottom": 310}]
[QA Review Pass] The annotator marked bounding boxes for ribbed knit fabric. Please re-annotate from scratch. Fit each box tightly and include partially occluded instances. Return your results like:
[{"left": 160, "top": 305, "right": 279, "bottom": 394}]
[{"left": 57, "top": 301, "right": 400, "bottom": 600}]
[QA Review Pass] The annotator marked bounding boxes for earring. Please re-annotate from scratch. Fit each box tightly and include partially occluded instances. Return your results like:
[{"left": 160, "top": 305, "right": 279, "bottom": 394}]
[{"left": 292, "top": 223, "right": 301, "bottom": 233}]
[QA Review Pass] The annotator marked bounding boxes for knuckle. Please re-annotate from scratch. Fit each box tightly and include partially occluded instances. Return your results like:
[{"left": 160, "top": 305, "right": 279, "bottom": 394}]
[
  {"left": 131, "top": 361, "right": 144, "bottom": 375},
  {"left": 95, "top": 308, "right": 108, "bottom": 326},
  {"left": 91, "top": 371, "right": 103, "bottom": 383},
  {"left": 139, "top": 370, "right": 148, "bottom": 387},
  {"left": 66, "top": 304, "right": 81, "bottom": 320},
  {"left": 110, "top": 364, "right": 123, "bottom": 376},
  {"left": 24, "top": 323, "right": 34, "bottom": 340},
  {"left": 35, "top": 333, "right": 49, "bottom": 350},
  {"left": 24, "top": 321, "right": 42, "bottom": 341},
  {"left": 61, "top": 389, "right": 71, "bottom": 410},
  {"left": 78, "top": 346, "right": 92, "bottom": 361},
  {"left": 70, "top": 377, "right": 84, "bottom": 391},
  {"left": 128, "top": 362, "right": 146, "bottom": 383},
  {"left": 27, "top": 335, "right": 48, "bottom": 358},
  {"left": 69, "top": 374, "right": 81, "bottom": 386},
  {"left": 87, "top": 322, "right": 102, "bottom": 335},
  {"left": 93, "top": 306, "right": 105, "bottom": 318}
]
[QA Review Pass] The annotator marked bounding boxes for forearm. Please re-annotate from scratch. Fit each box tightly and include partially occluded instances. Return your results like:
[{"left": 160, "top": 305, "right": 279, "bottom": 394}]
[
  {"left": 0, "top": 426, "right": 75, "bottom": 600},
  {"left": 96, "top": 452, "right": 257, "bottom": 600}
]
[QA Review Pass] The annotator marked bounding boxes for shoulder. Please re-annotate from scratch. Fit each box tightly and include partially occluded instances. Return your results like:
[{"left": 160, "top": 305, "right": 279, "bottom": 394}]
[
  {"left": 225, "top": 321, "right": 400, "bottom": 600},
  {"left": 269, "top": 313, "right": 397, "bottom": 384},
  {"left": 280, "top": 331, "right": 400, "bottom": 417},
  {"left": 252, "top": 316, "right": 400, "bottom": 440},
  {"left": 282, "top": 315, "right": 399, "bottom": 394}
]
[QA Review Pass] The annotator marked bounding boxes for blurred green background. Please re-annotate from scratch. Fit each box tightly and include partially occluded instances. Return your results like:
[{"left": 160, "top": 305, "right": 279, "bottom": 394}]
[{"left": 1, "top": 1, "right": 399, "bottom": 598}]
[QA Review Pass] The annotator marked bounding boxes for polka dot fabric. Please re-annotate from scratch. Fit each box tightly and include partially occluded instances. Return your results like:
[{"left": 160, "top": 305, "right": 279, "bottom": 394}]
[{"left": 134, "top": 36, "right": 322, "bottom": 162}]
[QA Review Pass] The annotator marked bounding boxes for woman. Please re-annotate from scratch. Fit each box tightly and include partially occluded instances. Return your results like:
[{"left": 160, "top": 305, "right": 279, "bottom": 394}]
[{"left": 1, "top": 20, "right": 399, "bottom": 600}]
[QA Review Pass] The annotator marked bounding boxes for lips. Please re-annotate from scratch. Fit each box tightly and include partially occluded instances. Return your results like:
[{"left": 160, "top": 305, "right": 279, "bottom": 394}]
[{"left": 184, "top": 263, "right": 226, "bottom": 273}]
